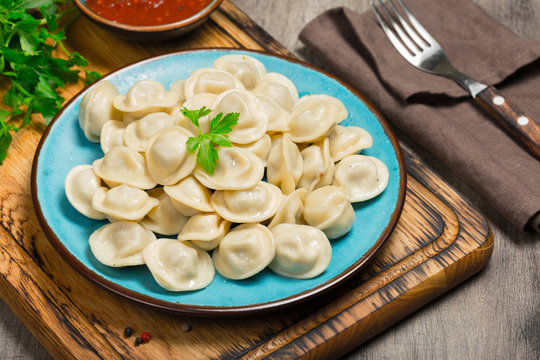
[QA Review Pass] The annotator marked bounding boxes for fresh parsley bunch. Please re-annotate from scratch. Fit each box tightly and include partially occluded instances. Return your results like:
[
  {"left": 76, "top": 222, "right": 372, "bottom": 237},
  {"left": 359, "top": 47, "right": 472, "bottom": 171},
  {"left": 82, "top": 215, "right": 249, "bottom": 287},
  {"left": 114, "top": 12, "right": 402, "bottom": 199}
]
[
  {"left": 182, "top": 106, "right": 240, "bottom": 175},
  {"left": 0, "top": 0, "right": 101, "bottom": 165}
]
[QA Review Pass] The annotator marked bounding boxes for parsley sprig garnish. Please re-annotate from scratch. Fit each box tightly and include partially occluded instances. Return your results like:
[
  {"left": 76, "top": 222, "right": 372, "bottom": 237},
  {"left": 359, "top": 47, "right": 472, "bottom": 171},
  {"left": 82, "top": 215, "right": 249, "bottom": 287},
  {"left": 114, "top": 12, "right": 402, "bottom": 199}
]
[
  {"left": 0, "top": 0, "right": 101, "bottom": 165},
  {"left": 182, "top": 106, "right": 239, "bottom": 175}
]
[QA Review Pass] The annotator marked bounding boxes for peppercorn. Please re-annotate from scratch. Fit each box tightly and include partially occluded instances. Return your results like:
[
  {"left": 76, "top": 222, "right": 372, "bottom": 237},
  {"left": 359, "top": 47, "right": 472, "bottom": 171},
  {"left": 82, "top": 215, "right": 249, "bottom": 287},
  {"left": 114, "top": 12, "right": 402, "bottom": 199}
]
[
  {"left": 124, "top": 327, "right": 133, "bottom": 337},
  {"left": 141, "top": 332, "right": 151, "bottom": 343},
  {"left": 181, "top": 323, "right": 192, "bottom": 332},
  {"left": 134, "top": 337, "right": 143, "bottom": 346}
]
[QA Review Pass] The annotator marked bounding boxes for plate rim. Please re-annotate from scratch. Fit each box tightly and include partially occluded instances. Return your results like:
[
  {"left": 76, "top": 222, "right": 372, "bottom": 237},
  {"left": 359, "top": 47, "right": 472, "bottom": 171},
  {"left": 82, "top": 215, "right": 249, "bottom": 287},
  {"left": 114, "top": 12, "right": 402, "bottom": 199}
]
[{"left": 31, "top": 47, "right": 407, "bottom": 317}]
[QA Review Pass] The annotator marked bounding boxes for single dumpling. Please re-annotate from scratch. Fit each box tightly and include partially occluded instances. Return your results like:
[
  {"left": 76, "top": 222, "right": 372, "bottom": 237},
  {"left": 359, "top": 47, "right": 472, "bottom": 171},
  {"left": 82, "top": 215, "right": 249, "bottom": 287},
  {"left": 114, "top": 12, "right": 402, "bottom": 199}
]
[
  {"left": 124, "top": 112, "right": 174, "bottom": 152},
  {"left": 268, "top": 188, "right": 307, "bottom": 228},
  {"left": 145, "top": 126, "right": 196, "bottom": 185},
  {"left": 113, "top": 80, "right": 179, "bottom": 116},
  {"left": 184, "top": 68, "right": 244, "bottom": 98},
  {"left": 257, "top": 95, "right": 290, "bottom": 132},
  {"left": 169, "top": 79, "right": 187, "bottom": 102},
  {"left": 92, "top": 184, "right": 159, "bottom": 222},
  {"left": 328, "top": 125, "right": 373, "bottom": 162},
  {"left": 89, "top": 221, "right": 157, "bottom": 267},
  {"left": 92, "top": 145, "right": 157, "bottom": 189},
  {"left": 211, "top": 181, "right": 283, "bottom": 223},
  {"left": 141, "top": 188, "right": 189, "bottom": 235},
  {"left": 100, "top": 120, "right": 127, "bottom": 154},
  {"left": 164, "top": 175, "right": 214, "bottom": 216},
  {"left": 194, "top": 147, "right": 264, "bottom": 190},
  {"left": 79, "top": 80, "right": 122, "bottom": 143},
  {"left": 266, "top": 134, "right": 303, "bottom": 195},
  {"left": 177, "top": 213, "right": 231, "bottom": 250},
  {"left": 143, "top": 239, "right": 215, "bottom": 291},
  {"left": 212, "top": 223, "right": 275, "bottom": 280},
  {"left": 233, "top": 134, "right": 271, "bottom": 166},
  {"left": 298, "top": 138, "right": 335, "bottom": 192},
  {"left": 268, "top": 223, "right": 332, "bottom": 279},
  {"left": 213, "top": 54, "right": 267, "bottom": 89},
  {"left": 333, "top": 155, "right": 389, "bottom": 202},
  {"left": 173, "top": 93, "right": 217, "bottom": 133},
  {"left": 303, "top": 185, "right": 355, "bottom": 239},
  {"left": 65, "top": 165, "right": 106, "bottom": 220},
  {"left": 288, "top": 94, "right": 348, "bottom": 143},
  {"left": 252, "top": 72, "right": 298, "bottom": 111},
  {"left": 210, "top": 89, "right": 268, "bottom": 144}
]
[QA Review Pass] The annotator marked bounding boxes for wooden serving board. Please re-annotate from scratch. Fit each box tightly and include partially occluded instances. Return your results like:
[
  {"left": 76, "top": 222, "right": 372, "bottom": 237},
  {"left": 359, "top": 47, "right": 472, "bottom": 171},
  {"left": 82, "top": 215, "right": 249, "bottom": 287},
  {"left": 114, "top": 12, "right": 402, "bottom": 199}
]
[{"left": 0, "top": 1, "right": 493, "bottom": 359}]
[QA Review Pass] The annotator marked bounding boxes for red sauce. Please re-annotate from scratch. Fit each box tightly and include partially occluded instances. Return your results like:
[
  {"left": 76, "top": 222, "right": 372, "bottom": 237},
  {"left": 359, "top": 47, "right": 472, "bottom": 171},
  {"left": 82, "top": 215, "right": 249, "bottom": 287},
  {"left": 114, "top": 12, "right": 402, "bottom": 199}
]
[{"left": 86, "top": 0, "right": 214, "bottom": 26}]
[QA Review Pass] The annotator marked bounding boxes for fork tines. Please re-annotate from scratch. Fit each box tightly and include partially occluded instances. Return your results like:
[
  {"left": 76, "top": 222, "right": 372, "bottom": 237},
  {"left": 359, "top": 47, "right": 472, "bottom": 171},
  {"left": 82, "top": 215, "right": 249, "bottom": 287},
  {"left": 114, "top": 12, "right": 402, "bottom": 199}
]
[{"left": 370, "top": 0, "right": 438, "bottom": 60}]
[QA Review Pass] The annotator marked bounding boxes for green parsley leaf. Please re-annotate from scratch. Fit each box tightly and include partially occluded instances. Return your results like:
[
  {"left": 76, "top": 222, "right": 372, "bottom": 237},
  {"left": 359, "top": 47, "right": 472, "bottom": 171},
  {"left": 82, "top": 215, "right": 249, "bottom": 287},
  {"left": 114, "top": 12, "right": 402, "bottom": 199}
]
[
  {"left": 180, "top": 106, "right": 211, "bottom": 133},
  {"left": 0, "top": 1, "right": 101, "bottom": 164},
  {"left": 185, "top": 136, "right": 201, "bottom": 154},
  {"left": 184, "top": 107, "right": 239, "bottom": 175},
  {"left": 13, "top": 0, "right": 54, "bottom": 11},
  {"left": 197, "top": 136, "right": 219, "bottom": 175},
  {"left": 209, "top": 112, "right": 239, "bottom": 134},
  {"left": 207, "top": 133, "right": 232, "bottom": 147}
]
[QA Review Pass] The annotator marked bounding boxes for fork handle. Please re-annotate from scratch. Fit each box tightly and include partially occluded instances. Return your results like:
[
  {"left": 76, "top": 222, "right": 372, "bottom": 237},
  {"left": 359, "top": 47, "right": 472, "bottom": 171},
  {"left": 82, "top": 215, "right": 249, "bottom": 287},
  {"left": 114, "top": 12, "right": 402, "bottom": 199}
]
[{"left": 475, "top": 86, "right": 540, "bottom": 159}]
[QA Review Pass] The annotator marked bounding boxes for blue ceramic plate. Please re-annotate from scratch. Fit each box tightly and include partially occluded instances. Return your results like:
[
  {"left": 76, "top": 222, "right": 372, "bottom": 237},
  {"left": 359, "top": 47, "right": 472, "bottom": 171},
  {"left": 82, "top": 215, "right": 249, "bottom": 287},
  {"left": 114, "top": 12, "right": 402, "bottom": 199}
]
[{"left": 32, "top": 49, "right": 406, "bottom": 316}]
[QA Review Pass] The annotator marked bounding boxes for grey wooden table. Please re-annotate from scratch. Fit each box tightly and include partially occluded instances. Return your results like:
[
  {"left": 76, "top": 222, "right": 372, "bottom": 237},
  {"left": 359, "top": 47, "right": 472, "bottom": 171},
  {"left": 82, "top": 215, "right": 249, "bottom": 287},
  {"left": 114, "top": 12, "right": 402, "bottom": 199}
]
[{"left": 1, "top": 1, "right": 539, "bottom": 359}]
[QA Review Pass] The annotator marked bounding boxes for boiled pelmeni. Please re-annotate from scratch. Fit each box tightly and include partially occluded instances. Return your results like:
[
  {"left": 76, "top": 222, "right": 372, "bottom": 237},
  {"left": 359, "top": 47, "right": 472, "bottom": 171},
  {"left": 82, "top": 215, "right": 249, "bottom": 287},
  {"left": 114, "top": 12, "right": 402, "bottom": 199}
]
[
  {"left": 212, "top": 223, "right": 275, "bottom": 280},
  {"left": 269, "top": 223, "right": 332, "bottom": 279},
  {"left": 268, "top": 188, "right": 307, "bottom": 228},
  {"left": 64, "top": 165, "right": 106, "bottom": 220},
  {"left": 143, "top": 239, "right": 214, "bottom": 291},
  {"left": 145, "top": 126, "right": 196, "bottom": 185},
  {"left": 303, "top": 185, "right": 355, "bottom": 239},
  {"left": 141, "top": 188, "right": 189, "bottom": 235},
  {"left": 328, "top": 125, "right": 373, "bottom": 162},
  {"left": 184, "top": 68, "right": 244, "bottom": 98},
  {"left": 92, "top": 184, "right": 159, "bottom": 222},
  {"left": 288, "top": 94, "right": 348, "bottom": 143},
  {"left": 124, "top": 112, "right": 174, "bottom": 152},
  {"left": 79, "top": 80, "right": 122, "bottom": 142},
  {"left": 213, "top": 54, "right": 267, "bottom": 89},
  {"left": 92, "top": 145, "right": 157, "bottom": 189},
  {"left": 100, "top": 120, "right": 126, "bottom": 154},
  {"left": 333, "top": 155, "right": 389, "bottom": 202},
  {"left": 194, "top": 147, "right": 264, "bottom": 190},
  {"left": 177, "top": 213, "right": 231, "bottom": 250},
  {"left": 298, "top": 138, "right": 335, "bottom": 192},
  {"left": 89, "top": 221, "right": 156, "bottom": 267},
  {"left": 266, "top": 134, "right": 303, "bottom": 195},
  {"left": 164, "top": 175, "right": 214, "bottom": 216},
  {"left": 211, "top": 181, "right": 283, "bottom": 223}
]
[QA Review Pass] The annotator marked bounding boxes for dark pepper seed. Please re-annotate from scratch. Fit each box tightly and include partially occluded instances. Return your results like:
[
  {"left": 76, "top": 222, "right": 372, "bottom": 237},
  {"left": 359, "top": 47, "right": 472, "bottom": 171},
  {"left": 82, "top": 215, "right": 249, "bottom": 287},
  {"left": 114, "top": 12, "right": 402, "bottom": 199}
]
[
  {"left": 181, "top": 323, "right": 191, "bottom": 332},
  {"left": 124, "top": 327, "right": 133, "bottom": 337},
  {"left": 134, "top": 337, "right": 143, "bottom": 346}
]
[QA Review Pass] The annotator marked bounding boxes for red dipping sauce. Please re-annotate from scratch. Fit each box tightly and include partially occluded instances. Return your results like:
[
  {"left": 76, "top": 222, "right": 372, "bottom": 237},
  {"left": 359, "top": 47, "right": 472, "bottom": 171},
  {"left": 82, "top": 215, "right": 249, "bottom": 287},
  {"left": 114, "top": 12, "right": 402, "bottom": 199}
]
[{"left": 86, "top": 0, "right": 214, "bottom": 26}]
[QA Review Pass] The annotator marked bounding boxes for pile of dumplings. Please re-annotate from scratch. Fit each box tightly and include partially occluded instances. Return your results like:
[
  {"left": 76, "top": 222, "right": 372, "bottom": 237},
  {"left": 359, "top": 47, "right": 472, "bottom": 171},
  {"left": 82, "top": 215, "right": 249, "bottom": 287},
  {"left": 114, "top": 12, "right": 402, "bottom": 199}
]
[{"left": 65, "top": 54, "right": 389, "bottom": 292}]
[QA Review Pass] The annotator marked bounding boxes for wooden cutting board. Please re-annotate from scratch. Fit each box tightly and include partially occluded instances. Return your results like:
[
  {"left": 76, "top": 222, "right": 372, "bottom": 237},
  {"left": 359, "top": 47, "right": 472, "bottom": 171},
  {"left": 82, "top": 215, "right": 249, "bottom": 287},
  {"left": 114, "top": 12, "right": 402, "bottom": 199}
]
[{"left": 0, "top": 1, "right": 493, "bottom": 359}]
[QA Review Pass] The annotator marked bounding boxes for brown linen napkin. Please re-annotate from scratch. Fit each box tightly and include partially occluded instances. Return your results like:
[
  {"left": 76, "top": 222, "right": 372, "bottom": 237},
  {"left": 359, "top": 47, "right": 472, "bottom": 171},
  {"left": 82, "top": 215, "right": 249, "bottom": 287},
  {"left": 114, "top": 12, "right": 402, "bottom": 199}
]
[{"left": 299, "top": 0, "right": 540, "bottom": 233}]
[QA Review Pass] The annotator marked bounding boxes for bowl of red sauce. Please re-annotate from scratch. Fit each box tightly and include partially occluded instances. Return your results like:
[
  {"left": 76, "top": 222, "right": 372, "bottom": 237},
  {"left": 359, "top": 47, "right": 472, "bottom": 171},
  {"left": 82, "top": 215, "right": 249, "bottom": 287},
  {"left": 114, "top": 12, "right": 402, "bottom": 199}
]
[{"left": 74, "top": 0, "right": 224, "bottom": 41}]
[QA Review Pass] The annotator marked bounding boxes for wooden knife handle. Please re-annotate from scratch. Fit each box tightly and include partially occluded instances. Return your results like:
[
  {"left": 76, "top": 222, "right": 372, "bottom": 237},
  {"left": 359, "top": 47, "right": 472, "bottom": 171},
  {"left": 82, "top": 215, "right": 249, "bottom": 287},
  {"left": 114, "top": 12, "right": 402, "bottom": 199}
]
[{"left": 475, "top": 86, "right": 540, "bottom": 159}]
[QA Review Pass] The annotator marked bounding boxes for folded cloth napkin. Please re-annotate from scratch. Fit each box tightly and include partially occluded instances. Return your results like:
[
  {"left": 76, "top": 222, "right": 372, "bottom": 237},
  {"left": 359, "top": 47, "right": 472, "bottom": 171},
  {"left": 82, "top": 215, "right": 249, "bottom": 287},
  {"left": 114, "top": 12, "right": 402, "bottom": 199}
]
[{"left": 299, "top": 0, "right": 540, "bottom": 233}]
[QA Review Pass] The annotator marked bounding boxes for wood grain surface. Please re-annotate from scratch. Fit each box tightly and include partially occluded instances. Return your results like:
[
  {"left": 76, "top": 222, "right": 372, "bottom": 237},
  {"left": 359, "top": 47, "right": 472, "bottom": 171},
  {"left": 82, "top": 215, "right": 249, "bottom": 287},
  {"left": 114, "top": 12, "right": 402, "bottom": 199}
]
[
  {"left": 0, "top": 1, "right": 537, "bottom": 360},
  {"left": 228, "top": 1, "right": 539, "bottom": 359}
]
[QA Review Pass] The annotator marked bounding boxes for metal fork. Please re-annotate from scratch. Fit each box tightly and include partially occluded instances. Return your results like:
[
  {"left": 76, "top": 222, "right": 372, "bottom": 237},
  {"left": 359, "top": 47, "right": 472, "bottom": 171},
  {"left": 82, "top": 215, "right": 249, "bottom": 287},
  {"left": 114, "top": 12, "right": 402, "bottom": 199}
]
[{"left": 371, "top": 0, "right": 540, "bottom": 158}]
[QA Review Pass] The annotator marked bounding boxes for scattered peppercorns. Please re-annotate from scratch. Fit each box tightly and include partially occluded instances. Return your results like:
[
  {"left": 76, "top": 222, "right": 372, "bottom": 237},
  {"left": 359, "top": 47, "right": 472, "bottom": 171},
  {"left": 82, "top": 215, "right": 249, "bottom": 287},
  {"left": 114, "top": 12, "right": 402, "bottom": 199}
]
[
  {"left": 141, "top": 332, "right": 151, "bottom": 343},
  {"left": 181, "top": 323, "right": 192, "bottom": 332},
  {"left": 124, "top": 327, "right": 134, "bottom": 337},
  {"left": 134, "top": 337, "right": 143, "bottom": 346}
]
